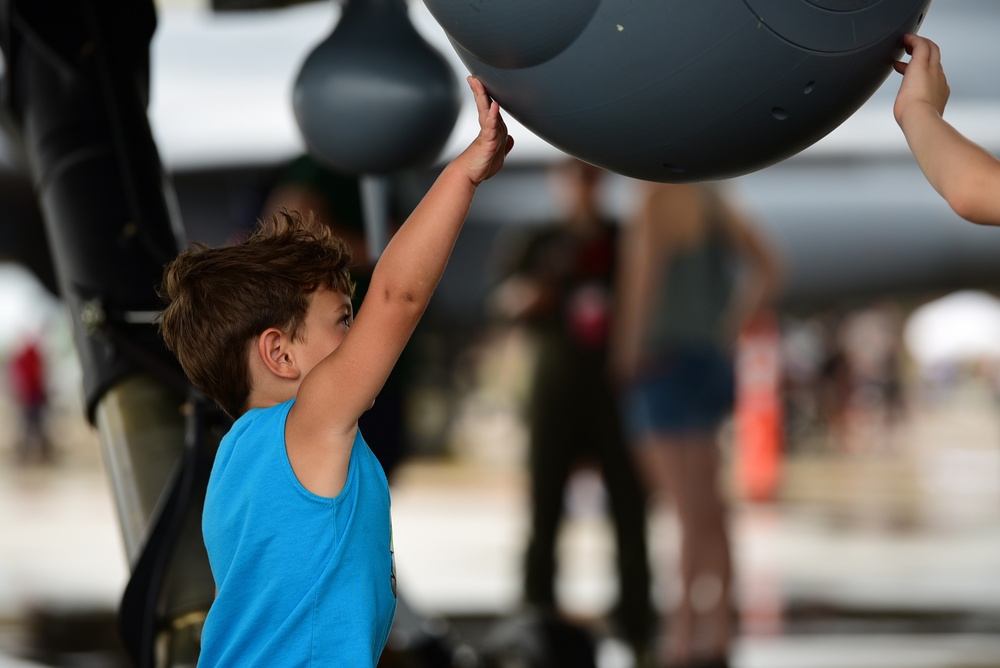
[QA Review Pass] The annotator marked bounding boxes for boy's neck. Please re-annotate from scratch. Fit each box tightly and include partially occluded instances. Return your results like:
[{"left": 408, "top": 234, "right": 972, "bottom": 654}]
[
  {"left": 247, "top": 355, "right": 300, "bottom": 410},
  {"left": 247, "top": 384, "right": 298, "bottom": 411}
]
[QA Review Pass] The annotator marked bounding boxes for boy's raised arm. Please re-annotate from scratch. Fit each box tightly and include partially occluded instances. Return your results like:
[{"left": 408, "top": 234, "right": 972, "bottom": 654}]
[{"left": 287, "top": 77, "right": 512, "bottom": 494}]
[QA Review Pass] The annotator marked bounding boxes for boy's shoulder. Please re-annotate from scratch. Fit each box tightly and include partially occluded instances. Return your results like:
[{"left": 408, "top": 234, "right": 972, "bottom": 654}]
[{"left": 219, "top": 400, "right": 294, "bottom": 459}]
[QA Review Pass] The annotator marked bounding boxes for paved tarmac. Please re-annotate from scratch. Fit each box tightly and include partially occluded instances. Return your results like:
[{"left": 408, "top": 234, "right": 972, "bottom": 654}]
[{"left": 1, "top": 379, "right": 999, "bottom": 667}]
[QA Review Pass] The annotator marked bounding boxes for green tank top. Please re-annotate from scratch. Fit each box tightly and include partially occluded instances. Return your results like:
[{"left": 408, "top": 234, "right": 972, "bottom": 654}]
[{"left": 643, "top": 187, "right": 735, "bottom": 352}]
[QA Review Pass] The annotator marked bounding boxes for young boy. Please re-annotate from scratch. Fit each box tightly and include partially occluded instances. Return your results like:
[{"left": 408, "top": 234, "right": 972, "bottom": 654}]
[
  {"left": 894, "top": 33, "right": 1000, "bottom": 225},
  {"left": 157, "top": 76, "right": 512, "bottom": 666}
]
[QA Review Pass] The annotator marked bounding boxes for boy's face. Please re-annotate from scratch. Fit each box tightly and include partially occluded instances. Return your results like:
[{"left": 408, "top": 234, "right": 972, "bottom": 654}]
[{"left": 292, "top": 288, "right": 354, "bottom": 378}]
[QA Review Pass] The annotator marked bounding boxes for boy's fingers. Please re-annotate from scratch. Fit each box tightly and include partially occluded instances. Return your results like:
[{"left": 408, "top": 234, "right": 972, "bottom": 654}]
[
  {"left": 481, "top": 101, "right": 498, "bottom": 130},
  {"left": 483, "top": 102, "right": 503, "bottom": 143},
  {"left": 468, "top": 75, "right": 494, "bottom": 123}
]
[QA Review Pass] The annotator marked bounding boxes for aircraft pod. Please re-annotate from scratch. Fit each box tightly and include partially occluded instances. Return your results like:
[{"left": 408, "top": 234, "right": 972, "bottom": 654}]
[
  {"left": 294, "top": 0, "right": 461, "bottom": 174},
  {"left": 423, "top": 0, "right": 932, "bottom": 182}
]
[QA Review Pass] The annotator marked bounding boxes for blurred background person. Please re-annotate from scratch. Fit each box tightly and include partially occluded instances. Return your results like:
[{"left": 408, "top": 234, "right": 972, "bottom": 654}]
[
  {"left": 613, "top": 182, "right": 781, "bottom": 668},
  {"left": 8, "top": 333, "right": 52, "bottom": 465},
  {"left": 830, "top": 301, "right": 908, "bottom": 454},
  {"left": 490, "top": 159, "right": 654, "bottom": 660}
]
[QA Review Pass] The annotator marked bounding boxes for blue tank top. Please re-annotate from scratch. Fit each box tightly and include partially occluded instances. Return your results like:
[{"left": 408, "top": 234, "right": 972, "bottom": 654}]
[{"left": 200, "top": 399, "right": 396, "bottom": 667}]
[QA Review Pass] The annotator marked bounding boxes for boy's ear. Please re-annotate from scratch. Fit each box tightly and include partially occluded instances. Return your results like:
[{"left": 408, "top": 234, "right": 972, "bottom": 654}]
[{"left": 256, "top": 328, "right": 300, "bottom": 379}]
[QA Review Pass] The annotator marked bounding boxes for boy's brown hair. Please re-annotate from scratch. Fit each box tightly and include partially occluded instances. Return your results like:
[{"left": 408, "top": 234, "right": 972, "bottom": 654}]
[{"left": 158, "top": 209, "right": 355, "bottom": 418}]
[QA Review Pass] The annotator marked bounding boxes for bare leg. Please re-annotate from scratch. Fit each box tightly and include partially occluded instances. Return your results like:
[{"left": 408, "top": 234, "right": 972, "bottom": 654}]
[
  {"left": 632, "top": 438, "right": 687, "bottom": 665},
  {"left": 669, "top": 436, "right": 732, "bottom": 661},
  {"left": 634, "top": 434, "right": 732, "bottom": 665}
]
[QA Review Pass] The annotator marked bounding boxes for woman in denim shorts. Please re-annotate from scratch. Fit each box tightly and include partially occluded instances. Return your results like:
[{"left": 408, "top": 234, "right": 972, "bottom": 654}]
[{"left": 614, "top": 182, "right": 781, "bottom": 668}]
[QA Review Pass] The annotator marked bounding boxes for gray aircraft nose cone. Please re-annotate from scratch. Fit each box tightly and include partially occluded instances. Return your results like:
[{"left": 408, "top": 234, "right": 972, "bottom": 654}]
[{"left": 423, "top": 0, "right": 931, "bottom": 182}]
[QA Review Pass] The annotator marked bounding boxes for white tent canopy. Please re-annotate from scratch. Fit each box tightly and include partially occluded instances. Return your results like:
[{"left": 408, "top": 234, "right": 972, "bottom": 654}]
[{"left": 904, "top": 290, "right": 1000, "bottom": 367}]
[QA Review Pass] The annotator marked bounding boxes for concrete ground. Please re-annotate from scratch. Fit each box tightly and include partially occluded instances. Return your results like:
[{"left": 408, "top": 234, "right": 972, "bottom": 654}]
[{"left": 1, "top": 378, "right": 999, "bottom": 667}]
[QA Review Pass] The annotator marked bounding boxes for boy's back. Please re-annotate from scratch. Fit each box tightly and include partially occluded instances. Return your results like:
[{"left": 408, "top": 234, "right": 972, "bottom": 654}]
[{"left": 200, "top": 400, "right": 395, "bottom": 666}]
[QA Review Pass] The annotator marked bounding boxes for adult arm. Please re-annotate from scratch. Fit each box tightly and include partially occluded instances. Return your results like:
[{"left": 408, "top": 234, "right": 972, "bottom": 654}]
[
  {"left": 719, "top": 200, "right": 783, "bottom": 340},
  {"left": 894, "top": 34, "right": 1000, "bottom": 226}
]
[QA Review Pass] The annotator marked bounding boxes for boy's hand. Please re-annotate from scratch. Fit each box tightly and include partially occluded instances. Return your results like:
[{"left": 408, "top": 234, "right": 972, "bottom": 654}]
[
  {"left": 893, "top": 34, "right": 950, "bottom": 126},
  {"left": 463, "top": 76, "right": 514, "bottom": 186}
]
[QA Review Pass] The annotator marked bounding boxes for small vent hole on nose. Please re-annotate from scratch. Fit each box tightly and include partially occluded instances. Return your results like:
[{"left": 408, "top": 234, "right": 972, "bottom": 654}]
[
  {"left": 771, "top": 107, "right": 789, "bottom": 120},
  {"left": 662, "top": 163, "right": 686, "bottom": 174},
  {"left": 803, "top": 81, "right": 816, "bottom": 94}
]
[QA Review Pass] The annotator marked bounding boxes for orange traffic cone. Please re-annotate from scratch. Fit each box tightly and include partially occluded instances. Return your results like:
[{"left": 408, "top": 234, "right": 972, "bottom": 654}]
[{"left": 734, "top": 311, "right": 783, "bottom": 502}]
